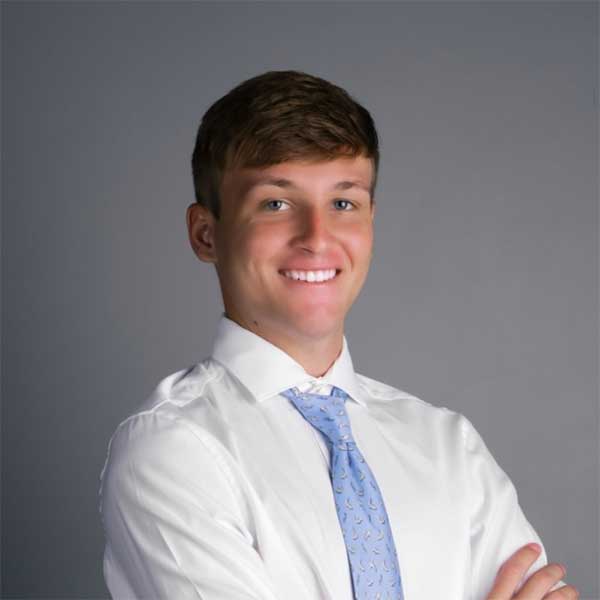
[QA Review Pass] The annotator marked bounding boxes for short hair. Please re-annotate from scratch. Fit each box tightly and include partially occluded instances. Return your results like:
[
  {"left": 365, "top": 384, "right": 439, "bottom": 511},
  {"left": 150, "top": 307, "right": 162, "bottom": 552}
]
[{"left": 191, "top": 70, "right": 380, "bottom": 220}]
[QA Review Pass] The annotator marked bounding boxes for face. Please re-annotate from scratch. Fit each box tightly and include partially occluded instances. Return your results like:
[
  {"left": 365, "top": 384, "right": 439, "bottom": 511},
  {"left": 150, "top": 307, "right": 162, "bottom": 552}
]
[{"left": 187, "top": 155, "right": 376, "bottom": 347}]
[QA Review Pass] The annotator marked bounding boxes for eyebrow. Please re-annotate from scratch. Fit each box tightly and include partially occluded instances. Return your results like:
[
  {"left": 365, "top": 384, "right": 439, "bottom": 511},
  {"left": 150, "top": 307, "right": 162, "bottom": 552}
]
[{"left": 250, "top": 177, "right": 371, "bottom": 193}]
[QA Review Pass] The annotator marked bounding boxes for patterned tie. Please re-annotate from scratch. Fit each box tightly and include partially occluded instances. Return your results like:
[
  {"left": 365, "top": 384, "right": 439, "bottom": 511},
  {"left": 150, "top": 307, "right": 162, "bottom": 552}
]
[{"left": 280, "top": 385, "right": 405, "bottom": 600}]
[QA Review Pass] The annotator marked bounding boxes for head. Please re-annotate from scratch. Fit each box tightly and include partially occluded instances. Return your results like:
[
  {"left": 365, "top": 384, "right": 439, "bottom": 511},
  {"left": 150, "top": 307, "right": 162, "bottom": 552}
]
[{"left": 187, "top": 70, "right": 379, "bottom": 353}]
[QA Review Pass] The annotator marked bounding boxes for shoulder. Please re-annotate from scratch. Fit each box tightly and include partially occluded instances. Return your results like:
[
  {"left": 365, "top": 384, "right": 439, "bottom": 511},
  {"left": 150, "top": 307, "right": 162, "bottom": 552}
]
[
  {"left": 356, "top": 371, "right": 430, "bottom": 407},
  {"left": 99, "top": 358, "right": 232, "bottom": 491},
  {"left": 135, "top": 358, "right": 225, "bottom": 414},
  {"left": 355, "top": 372, "right": 473, "bottom": 442},
  {"left": 98, "top": 360, "right": 249, "bottom": 531},
  {"left": 104, "top": 358, "right": 223, "bottom": 440}
]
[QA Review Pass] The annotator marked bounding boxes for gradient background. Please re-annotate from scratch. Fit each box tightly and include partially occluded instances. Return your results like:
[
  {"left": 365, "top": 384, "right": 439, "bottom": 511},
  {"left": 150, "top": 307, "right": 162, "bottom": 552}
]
[{"left": 2, "top": 1, "right": 598, "bottom": 598}]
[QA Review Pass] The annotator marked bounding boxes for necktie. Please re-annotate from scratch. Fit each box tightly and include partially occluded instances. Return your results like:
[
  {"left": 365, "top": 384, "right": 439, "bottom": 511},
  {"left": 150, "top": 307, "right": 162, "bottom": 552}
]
[{"left": 280, "top": 385, "right": 405, "bottom": 600}]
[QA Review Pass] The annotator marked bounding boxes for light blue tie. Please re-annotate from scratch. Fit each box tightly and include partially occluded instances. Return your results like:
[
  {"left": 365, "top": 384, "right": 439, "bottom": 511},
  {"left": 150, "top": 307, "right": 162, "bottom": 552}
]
[{"left": 281, "top": 385, "right": 405, "bottom": 600}]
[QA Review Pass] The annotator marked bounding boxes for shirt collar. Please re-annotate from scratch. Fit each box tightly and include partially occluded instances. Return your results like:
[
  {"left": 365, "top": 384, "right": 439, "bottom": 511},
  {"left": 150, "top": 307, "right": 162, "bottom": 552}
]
[{"left": 210, "top": 313, "right": 366, "bottom": 406}]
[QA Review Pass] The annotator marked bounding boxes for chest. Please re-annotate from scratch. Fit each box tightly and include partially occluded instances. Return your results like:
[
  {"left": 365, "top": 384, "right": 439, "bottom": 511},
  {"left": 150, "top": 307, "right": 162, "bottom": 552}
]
[{"left": 206, "top": 398, "right": 473, "bottom": 599}]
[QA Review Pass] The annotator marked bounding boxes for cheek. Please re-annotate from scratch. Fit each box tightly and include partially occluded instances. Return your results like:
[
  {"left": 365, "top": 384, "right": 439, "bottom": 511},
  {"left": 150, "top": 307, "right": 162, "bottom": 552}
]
[
  {"left": 343, "top": 226, "right": 374, "bottom": 265},
  {"left": 235, "top": 225, "right": 286, "bottom": 267},
  {"left": 215, "top": 223, "right": 286, "bottom": 297}
]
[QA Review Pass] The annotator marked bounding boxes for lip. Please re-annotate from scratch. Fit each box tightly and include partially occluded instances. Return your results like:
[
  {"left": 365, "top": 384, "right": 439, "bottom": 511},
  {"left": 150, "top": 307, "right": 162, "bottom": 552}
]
[
  {"left": 279, "top": 267, "right": 341, "bottom": 273},
  {"left": 279, "top": 269, "right": 341, "bottom": 284}
]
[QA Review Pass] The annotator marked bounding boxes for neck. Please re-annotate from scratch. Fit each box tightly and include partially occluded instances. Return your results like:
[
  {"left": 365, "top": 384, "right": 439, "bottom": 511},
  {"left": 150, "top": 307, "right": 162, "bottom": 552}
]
[
  {"left": 280, "top": 335, "right": 343, "bottom": 378},
  {"left": 225, "top": 313, "right": 344, "bottom": 377}
]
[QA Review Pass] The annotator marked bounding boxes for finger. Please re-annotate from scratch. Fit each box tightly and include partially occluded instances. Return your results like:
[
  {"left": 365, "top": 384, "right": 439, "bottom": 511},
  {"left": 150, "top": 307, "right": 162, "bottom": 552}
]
[
  {"left": 514, "top": 563, "right": 565, "bottom": 599},
  {"left": 544, "top": 584, "right": 580, "bottom": 599},
  {"left": 486, "top": 543, "right": 542, "bottom": 599}
]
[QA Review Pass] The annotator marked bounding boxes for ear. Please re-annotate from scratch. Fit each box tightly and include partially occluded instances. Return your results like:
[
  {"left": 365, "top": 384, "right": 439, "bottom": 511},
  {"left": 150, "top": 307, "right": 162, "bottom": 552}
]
[{"left": 186, "top": 203, "right": 218, "bottom": 263}]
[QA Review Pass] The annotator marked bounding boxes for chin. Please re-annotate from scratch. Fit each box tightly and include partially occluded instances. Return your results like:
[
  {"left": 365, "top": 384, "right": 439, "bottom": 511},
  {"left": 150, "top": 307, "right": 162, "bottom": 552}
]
[{"left": 286, "top": 309, "right": 343, "bottom": 339}]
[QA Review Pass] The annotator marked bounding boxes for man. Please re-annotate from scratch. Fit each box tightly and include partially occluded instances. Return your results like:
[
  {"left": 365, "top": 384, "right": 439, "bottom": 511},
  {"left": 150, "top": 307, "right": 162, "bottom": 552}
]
[{"left": 99, "top": 70, "right": 576, "bottom": 599}]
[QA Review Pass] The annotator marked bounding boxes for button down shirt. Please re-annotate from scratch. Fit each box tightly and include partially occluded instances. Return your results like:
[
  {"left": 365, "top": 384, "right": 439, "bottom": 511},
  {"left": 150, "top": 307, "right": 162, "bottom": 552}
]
[{"left": 99, "top": 314, "right": 563, "bottom": 599}]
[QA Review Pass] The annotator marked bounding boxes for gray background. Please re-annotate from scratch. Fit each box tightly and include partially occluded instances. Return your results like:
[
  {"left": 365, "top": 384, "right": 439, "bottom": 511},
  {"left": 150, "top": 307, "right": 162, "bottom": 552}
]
[{"left": 2, "top": 1, "right": 597, "bottom": 598}]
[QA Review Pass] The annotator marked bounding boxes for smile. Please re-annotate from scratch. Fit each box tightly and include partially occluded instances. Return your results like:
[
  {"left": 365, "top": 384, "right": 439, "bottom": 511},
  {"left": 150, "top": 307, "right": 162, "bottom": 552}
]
[{"left": 280, "top": 269, "right": 339, "bottom": 283}]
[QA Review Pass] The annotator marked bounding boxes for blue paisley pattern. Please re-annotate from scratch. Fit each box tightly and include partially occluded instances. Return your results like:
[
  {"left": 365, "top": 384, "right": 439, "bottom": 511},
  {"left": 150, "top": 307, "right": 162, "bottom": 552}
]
[{"left": 281, "top": 386, "right": 405, "bottom": 600}]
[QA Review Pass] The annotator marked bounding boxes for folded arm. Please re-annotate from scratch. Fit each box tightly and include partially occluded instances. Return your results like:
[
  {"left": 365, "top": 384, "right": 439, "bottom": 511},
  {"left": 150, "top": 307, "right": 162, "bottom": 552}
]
[{"left": 461, "top": 415, "right": 575, "bottom": 599}]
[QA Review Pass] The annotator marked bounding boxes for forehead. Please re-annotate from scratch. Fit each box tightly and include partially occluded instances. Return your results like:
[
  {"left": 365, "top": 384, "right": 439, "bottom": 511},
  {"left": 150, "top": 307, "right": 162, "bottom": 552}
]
[{"left": 221, "top": 155, "right": 374, "bottom": 198}]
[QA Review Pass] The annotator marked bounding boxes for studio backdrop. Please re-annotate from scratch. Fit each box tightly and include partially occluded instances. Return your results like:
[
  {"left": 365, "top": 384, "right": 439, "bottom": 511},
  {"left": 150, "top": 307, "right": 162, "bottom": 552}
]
[{"left": 2, "top": 1, "right": 597, "bottom": 598}]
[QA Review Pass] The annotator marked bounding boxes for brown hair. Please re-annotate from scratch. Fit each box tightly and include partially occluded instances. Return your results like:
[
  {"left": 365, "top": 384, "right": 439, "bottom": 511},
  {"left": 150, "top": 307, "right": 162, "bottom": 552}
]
[{"left": 191, "top": 70, "right": 380, "bottom": 220}]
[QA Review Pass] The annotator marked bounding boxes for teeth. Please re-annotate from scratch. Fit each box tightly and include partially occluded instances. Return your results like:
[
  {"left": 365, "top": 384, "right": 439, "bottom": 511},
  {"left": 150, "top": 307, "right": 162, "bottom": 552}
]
[{"left": 282, "top": 269, "right": 337, "bottom": 282}]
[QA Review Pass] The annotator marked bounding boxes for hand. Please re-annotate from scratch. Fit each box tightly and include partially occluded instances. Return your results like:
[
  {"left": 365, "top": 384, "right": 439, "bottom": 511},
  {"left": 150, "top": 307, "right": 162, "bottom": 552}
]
[{"left": 486, "top": 543, "right": 579, "bottom": 599}]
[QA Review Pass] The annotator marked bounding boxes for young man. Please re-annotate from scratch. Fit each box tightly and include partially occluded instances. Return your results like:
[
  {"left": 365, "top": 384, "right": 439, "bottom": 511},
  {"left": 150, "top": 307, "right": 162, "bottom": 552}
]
[{"left": 99, "top": 71, "right": 576, "bottom": 599}]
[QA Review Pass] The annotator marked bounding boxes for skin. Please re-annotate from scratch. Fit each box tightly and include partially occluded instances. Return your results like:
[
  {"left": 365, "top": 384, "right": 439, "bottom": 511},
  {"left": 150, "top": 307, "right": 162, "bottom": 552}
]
[
  {"left": 187, "top": 155, "right": 577, "bottom": 599},
  {"left": 187, "top": 155, "right": 376, "bottom": 377},
  {"left": 487, "top": 545, "right": 578, "bottom": 599}
]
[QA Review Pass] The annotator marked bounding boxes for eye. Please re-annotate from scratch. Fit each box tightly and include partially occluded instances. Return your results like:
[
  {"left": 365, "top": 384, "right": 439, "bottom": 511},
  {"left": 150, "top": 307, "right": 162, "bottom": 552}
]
[
  {"left": 263, "top": 199, "right": 289, "bottom": 211},
  {"left": 334, "top": 199, "right": 355, "bottom": 210}
]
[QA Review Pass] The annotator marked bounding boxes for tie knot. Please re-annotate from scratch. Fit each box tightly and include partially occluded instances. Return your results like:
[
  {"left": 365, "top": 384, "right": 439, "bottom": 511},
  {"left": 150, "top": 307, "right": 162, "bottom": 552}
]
[{"left": 281, "top": 386, "right": 356, "bottom": 449}]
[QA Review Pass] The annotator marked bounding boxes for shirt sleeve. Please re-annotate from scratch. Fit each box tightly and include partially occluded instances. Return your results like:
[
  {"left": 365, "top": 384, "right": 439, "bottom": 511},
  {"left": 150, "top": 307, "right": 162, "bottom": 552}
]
[
  {"left": 99, "top": 411, "right": 281, "bottom": 600},
  {"left": 461, "top": 414, "right": 568, "bottom": 600}
]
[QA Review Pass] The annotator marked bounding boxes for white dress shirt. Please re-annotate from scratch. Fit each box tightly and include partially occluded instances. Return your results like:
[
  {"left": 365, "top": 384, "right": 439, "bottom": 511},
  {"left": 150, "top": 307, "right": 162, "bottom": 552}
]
[{"left": 99, "top": 314, "right": 563, "bottom": 599}]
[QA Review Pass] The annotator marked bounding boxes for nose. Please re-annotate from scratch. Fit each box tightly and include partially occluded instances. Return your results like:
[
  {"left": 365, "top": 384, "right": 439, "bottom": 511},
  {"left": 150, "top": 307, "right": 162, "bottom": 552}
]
[{"left": 294, "top": 206, "right": 332, "bottom": 253}]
